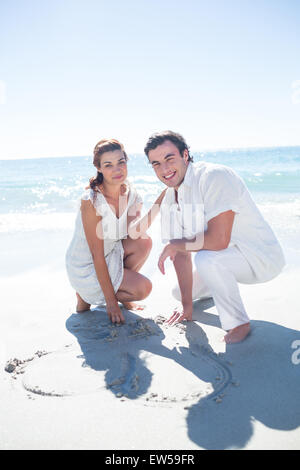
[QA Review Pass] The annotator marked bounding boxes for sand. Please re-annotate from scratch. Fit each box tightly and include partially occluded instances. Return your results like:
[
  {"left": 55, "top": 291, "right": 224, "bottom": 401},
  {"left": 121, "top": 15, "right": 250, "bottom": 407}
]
[{"left": 1, "top": 231, "right": 300, "bottom": 450}]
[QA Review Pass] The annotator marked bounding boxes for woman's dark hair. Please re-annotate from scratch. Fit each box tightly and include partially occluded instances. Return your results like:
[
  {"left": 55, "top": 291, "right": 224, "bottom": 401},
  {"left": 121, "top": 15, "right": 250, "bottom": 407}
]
[
  {"left": 89, "top": 139, "right": 128, "bottom": 190},
  {"left": 144, "top": 130, "right": 193, "bottom": 162}
]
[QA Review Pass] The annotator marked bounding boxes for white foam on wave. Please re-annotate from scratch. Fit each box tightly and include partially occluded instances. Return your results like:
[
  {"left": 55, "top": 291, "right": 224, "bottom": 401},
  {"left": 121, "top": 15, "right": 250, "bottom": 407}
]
[
  {"left": 128, "top": 175, "right": 159, "bottom": 184},
  {"left": 258, "top": 199, "right": 300, "bottom": 235},
  {"left": 29, "top": 180, "right": 86, "bottom": 200},
  {"left": 0, "top": 197, "right": 299, "bottom": 263},
  {"left": 0, "top": 212, "right": 76, "bottom": 233}
]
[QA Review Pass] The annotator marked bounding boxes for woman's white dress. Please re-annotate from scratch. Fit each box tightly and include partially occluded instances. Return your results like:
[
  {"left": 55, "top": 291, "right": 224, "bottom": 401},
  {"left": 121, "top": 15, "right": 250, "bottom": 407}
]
[{"left": 65, "top": 186, "right": 141, "bottom": 305}]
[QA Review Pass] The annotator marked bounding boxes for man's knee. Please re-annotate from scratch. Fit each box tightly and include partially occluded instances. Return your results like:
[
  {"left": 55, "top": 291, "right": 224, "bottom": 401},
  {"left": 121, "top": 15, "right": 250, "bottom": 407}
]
[{"left": 194, "top": 250, "right": 220, "bottom": 274}]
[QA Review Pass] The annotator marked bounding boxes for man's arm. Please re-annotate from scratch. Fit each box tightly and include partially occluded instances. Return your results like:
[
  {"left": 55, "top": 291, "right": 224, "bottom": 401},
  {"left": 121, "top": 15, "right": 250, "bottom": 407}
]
[
  {"left": 161, "top": 210, "right": 235, "bottom": 324},
  {"left": 197, "top": 210, "right": 235, "bottom": 251},
  {"left": 158, "top": 210, "right": 235, "bottom": 273},
  {"left": 165, "top": 251, "right": 193, "bottom": 325}
]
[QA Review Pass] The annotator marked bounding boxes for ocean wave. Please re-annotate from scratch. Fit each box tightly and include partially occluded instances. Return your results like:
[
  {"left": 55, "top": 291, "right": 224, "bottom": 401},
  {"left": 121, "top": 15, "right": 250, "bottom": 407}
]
[
  {"left": 0, "top": 212, "right": 76, "bottom": 233},
  {"left": 1, "top": 150, "right": 300, "bottom": 236}
]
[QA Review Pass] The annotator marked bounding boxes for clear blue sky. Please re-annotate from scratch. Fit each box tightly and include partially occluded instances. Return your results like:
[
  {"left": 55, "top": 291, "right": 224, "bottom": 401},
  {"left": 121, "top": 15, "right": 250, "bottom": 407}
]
[{"left": 0, "top": 0, "right": 300, "bottom": 159}]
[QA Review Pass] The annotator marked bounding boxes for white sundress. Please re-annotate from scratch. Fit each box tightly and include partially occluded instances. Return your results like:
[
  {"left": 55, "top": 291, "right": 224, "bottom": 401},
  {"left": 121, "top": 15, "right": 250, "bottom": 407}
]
[{"left": 65, "top": 185, "right": 141, "bottom": 305}]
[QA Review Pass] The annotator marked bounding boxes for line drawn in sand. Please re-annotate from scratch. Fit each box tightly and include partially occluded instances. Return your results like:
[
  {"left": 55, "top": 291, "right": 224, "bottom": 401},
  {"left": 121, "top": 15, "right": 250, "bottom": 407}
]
[{"left": 5, "top": 309, "right": 236, "bottom": 407}]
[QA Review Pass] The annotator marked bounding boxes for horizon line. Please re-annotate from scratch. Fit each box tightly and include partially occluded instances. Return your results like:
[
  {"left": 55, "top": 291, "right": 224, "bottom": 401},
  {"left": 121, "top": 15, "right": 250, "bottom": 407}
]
[{"left": 1, "top": 143, "right": 300, "bottom": 163}]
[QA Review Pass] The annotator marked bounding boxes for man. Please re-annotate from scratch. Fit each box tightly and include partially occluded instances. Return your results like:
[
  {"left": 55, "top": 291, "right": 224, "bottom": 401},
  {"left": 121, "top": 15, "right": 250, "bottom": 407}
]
[{"left": 144, "top": 131, "right": 285, "bottom": 344}]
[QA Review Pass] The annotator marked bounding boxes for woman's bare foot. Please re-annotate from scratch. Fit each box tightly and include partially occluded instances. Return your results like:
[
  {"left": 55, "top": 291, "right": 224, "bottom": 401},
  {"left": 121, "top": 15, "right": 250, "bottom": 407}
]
[
  {"left": 224, "top": 322, "right": 250, "bottom": 344},
  {"left": 76, "top": 293, "right": 91, "bottom": 313},
  {"left": 121, "top": 301, "right": 145, "bottom": 311}
]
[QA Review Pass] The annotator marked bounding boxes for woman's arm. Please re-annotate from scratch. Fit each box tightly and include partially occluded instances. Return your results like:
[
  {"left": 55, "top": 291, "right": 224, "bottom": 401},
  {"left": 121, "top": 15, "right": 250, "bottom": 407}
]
[
  {"left": 128, "top": 189, "right": 167, "bottom": 239},
  {"left": 81, "top": 199, "right": 124, "bottom": 323}
]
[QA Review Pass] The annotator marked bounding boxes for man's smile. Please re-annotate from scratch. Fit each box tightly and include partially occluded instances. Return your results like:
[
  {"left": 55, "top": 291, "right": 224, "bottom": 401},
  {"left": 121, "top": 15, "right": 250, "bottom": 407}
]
[{"left": 163, "top": 171, "right": 176, "bottom": 180}]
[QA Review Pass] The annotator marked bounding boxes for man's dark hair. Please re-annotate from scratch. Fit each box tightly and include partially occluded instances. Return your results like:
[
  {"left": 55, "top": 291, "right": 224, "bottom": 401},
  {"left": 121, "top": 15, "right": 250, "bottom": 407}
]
[{"left": 144, "top": 130, "right": 193, "bottom": 162}]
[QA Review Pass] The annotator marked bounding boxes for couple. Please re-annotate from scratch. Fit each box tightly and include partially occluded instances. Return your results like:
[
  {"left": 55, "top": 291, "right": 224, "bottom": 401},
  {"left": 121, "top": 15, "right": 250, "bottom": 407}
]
[{"left": 66, "top": 131, "right": 285, "bottom": 344}]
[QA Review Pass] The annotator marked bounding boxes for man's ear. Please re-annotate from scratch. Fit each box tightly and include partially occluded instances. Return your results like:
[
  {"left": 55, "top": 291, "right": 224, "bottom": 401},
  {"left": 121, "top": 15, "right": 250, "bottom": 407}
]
[{"left": 183, "top": 149, "right": 189, "bottom": 164}]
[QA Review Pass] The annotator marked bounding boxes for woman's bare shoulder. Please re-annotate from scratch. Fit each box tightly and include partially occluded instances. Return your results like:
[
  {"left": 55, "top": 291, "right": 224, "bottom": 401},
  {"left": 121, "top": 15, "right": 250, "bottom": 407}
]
[{"left": 80, "top": 197, "right": 102, "bottom": 220}]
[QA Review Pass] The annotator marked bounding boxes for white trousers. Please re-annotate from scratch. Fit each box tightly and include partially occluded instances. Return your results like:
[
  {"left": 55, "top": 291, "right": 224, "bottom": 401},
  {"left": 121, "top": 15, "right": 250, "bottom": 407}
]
[{"left": 172, "top": 246, "right": 255, "bottom": 331}]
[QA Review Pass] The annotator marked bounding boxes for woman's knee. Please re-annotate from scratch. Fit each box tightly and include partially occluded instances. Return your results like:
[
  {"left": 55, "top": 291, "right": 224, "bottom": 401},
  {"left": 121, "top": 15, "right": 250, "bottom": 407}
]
[
  {"left": 119, "top": 270, "right": 152, "bottom": 300},
  {"left": 137, "top": 235, "right": 152, "bottom": 256},
  {"left": 136, "top": 275, "right": 152, "bottom": 300},
  {"left": 123, "top": 234, "right": 152, "bottom": 258}
]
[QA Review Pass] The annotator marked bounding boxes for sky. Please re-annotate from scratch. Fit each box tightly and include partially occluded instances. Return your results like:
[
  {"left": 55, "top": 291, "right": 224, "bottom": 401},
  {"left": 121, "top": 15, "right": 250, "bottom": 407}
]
[{"left": 0, "top": 0, "right": 300, "bottom": 159}]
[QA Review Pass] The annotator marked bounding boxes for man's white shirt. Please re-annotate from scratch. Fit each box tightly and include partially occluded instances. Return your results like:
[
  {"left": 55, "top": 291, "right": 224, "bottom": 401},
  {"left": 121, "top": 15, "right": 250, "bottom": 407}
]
[{"left": 160, "top": 161, "right": 285, "bottom": 283}]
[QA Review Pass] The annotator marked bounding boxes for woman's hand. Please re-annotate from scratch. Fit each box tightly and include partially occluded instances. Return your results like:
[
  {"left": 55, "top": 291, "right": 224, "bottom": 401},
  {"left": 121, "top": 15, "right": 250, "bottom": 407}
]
[{"left": 106, "top": 302, "right": 125, "bottom": 324}]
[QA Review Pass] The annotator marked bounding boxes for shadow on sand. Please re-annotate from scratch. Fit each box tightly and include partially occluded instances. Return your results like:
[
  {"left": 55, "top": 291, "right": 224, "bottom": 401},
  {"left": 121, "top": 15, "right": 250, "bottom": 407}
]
[
  {"left": 186, "top": 303, "right": 300, "bottom": 449},
  {"left": 66, "top": 298, "right": 300, "bottom": 449},
  {"left": 65, "top": 304, "right": 219, "bottom": 402}
]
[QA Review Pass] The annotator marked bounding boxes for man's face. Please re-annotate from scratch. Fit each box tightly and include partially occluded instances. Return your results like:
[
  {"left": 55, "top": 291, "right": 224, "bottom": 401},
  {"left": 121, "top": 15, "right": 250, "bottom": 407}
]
[{"left": 148, "top": 140, "right": 189, "bottom": 189}]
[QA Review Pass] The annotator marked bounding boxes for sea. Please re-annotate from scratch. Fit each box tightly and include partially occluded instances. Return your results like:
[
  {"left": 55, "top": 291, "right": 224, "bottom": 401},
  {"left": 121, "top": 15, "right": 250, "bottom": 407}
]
[{"left": 1, "top": 146, "right": 300, "bottom": 277}]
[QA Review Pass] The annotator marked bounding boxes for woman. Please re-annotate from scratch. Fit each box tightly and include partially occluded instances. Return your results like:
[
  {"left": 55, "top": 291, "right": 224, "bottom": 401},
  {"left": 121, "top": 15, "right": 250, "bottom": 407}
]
[{"left": 66, "top": 138, "right": 156, "bottom": 324}]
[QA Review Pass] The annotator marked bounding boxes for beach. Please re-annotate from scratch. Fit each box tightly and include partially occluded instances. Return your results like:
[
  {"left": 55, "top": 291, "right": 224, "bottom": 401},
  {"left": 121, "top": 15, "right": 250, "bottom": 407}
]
[{"left": 1, "top": 148, "right": 300, "bottom": 450}]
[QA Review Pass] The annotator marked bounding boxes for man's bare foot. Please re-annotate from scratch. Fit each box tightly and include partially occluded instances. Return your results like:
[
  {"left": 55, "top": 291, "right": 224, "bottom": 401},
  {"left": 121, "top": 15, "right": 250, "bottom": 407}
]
[
  {"left": 76, "top": 293, "right": 91, "bottom": 313},
  {"left": 121, "top": 301, "right": 145, "bottom": 311},
  {"left": 224, "top": 322, "right": 250, "bottom": 344}
]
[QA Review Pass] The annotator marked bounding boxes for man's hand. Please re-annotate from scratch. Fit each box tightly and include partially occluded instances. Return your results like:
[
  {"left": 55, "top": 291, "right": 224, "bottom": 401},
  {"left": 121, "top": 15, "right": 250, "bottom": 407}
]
[
  {"left": 158, "top": 243, "right": 178, "bottom": 274},
  {"left": 165, "top": 304, "right": 193, "bottom": 326}
]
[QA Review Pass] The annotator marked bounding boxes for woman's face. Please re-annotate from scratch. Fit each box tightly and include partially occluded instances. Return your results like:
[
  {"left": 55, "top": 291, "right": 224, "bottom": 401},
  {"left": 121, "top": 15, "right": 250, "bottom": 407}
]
[{"left": 98, "top": 149, "right": 127, "bottom": 185}]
